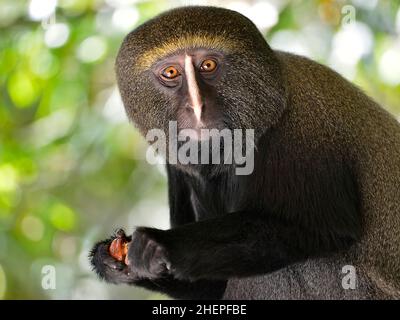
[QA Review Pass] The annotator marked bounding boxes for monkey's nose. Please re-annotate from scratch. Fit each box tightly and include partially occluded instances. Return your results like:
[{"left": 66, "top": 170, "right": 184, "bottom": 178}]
[
  {"left": 184, "top": 54, "right": 203, "bottom": 123},
  {"left": 185, "top": 103, "right": 203, "bottom": 123},
  {"left": 191, "top": 103, "right": 203, "bottom": 122}
]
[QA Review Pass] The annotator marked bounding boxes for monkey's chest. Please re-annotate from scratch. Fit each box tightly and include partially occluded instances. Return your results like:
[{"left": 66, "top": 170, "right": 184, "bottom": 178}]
[{"left": 189, "top": 176, "right": 248, "bottom": 221}]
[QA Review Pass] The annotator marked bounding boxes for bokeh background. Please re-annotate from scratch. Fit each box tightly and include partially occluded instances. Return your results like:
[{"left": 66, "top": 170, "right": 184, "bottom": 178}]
[{"left": 0, "top": 0, "right": 399, "bottom": 299}]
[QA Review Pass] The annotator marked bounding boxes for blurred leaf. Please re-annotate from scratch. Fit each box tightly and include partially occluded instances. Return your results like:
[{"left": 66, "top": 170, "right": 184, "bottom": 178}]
[
  {"left": 7, "top": 71, "right": 40, "bottom": 108},
  {"left": 49, "top": 203, "right": 77, "bottom": 232}
]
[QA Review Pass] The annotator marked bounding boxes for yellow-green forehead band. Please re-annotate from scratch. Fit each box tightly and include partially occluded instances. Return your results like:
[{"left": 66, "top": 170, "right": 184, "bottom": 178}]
[{"left": 136, "top": 34, "right": 241, "bottom": 71}]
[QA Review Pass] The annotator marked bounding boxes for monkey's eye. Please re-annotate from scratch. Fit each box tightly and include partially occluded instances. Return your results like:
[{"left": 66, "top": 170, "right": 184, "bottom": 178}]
[
  {"left": 200, "top": 59, "right": 217, "bottom": 73},
  {"left": 160, "top": 66, "right": 180, "bottom": 80}
]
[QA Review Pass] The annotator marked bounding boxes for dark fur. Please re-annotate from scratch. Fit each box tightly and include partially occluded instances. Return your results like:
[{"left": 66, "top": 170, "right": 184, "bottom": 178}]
[{"left": 90, "top": 6, "right": 400, "bottom": 299}]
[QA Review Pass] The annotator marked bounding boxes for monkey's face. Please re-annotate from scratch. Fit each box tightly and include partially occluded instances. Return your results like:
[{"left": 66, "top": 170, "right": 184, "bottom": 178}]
[
  {"left": 149, "top": 48, "right": 227, "bottom": 140},
  {"left": 116, "top": 6, "right": 287, "bottom": 153}
]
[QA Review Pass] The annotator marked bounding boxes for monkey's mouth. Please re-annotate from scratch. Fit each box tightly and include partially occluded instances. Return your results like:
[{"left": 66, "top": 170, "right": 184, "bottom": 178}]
[
  {"left": 177, "top": 128, "right": 212, "bottom": 142},
  {"left": 177, "top": 120, "right": 229, "bottom": 142}
]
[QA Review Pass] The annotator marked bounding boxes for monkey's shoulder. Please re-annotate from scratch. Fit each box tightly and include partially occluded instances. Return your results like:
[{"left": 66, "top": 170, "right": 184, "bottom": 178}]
[
  {"left": 274, "top": 50, "right": 400, "bottom": 155},
  {"left": 276, "top": 50, "right": 378, "bottom": 118}
]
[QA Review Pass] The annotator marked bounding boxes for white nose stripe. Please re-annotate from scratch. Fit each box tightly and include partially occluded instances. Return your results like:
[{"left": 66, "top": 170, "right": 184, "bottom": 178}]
[{"left": 184, "top": 54, "right": 202, "bottom": 122}]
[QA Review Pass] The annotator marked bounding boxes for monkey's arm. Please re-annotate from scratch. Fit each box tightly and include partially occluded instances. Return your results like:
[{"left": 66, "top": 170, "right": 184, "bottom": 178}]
[{"left": 128, "top": 208, "right": 360, "bottom": 281}]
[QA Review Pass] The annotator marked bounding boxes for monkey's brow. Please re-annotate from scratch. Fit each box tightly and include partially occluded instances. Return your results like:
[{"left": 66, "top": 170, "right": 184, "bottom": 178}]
[{"left": 136, "top": 34, "right": 240, "bottom": 71}]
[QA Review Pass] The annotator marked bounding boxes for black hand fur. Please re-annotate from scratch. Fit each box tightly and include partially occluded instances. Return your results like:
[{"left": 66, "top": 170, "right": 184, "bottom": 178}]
[{"left": 89, "top": 232, "right": 226, "bottom": 299}]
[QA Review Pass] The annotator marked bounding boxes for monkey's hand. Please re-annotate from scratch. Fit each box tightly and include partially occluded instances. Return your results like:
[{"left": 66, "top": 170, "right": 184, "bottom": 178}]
[
  {"left": 125, "top": 227, "right": 171, "bottom": 279},
  {"left": 89, "top": 233, "right": 140, "bottom": 284}
]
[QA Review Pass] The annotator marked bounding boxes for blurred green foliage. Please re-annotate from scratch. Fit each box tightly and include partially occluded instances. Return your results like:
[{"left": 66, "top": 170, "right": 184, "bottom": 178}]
[{"left": 0, "top": 0, "right": 399, "bottom": 299}]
